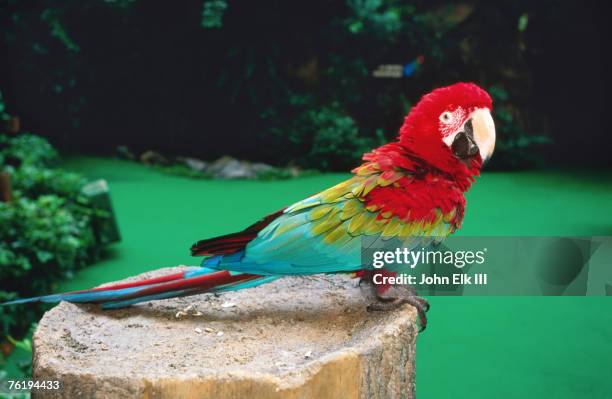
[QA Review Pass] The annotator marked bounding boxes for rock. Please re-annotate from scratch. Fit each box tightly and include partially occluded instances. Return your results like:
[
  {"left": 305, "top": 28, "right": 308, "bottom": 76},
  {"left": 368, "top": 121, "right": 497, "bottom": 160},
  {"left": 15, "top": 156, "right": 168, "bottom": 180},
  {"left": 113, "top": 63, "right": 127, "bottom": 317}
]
[
  {"left": 288, "top": 166, "right": 302, "bottom": 178},
  {"left": 206, "top": 156, "right": 278, "bottom": 179},
  {"left": 140, "top": 150, "right": 169, "bottom": 166},
  {"left": 250, "top": 162, "right": 276, "bottom": 174},
  {"left": 207, "top": 156, "right": 256, "bottom": 179},
  {"left": 176, "top": 156, "right": 208, "bottom": 173},
  {"left": 32, "top": 267, "right": 418, "bottom": 399}
]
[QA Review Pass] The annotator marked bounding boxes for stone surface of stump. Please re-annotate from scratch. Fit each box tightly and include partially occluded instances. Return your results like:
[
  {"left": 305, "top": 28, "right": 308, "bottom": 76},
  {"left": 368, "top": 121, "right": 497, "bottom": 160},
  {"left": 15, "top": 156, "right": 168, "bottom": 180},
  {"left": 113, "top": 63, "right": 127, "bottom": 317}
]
[{"left": 33, "top": 267, "right": 418, "bottom": 399}]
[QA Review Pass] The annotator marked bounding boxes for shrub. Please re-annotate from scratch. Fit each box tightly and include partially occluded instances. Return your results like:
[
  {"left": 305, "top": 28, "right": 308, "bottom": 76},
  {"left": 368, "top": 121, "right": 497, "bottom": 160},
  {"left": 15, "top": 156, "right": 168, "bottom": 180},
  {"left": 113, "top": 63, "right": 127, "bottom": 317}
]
[
  {"left": 0, "top": 135, "right": 111, "bottom": 337},
  {"left": 0, "top": 324, "right": 34, "bottom": 381},
  {"left": 0, "top": 193, "right": 108, "bottom": 335},
  {"left": 264, "top": 100, "right": 382, "bottom": 170},
  {"left": 0, "top": 134, "right": 58, "bottom": 168},
  {"left": 12, "top": 166, "right": 87, "bottom": 199},
  {"left": 301, "top": 105, "right": 374, "bottom": 170}
]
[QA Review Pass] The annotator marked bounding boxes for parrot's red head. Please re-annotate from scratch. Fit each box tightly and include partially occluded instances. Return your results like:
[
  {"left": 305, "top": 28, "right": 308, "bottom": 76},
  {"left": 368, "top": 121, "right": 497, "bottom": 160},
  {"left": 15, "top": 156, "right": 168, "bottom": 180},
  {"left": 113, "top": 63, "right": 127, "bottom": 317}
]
[{"left": 398, "top": 82, "right": 495, "bottom": 179}]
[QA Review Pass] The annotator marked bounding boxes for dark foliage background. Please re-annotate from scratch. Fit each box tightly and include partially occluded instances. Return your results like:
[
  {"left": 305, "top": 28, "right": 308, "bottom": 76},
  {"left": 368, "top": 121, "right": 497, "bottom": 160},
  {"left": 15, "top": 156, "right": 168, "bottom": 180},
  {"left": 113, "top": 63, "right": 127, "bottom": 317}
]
[{"left": 0, "top": 0, "right": 610, "bottom": 170}]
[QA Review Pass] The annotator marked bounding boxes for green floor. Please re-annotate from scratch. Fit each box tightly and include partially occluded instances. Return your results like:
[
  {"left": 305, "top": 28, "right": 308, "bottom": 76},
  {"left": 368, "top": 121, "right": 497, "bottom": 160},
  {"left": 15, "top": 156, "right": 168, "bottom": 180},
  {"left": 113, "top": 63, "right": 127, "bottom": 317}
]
[{"left": 57, "top": 157, "right": 611, "bottom": 398}]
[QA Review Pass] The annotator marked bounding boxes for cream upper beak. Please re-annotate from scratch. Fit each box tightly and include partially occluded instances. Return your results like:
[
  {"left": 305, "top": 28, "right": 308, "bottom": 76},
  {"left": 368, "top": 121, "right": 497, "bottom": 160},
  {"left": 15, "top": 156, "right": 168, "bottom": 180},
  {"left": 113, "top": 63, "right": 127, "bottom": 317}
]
[{"left": 470, "top": 108, "right": 496, "bottom": 162}]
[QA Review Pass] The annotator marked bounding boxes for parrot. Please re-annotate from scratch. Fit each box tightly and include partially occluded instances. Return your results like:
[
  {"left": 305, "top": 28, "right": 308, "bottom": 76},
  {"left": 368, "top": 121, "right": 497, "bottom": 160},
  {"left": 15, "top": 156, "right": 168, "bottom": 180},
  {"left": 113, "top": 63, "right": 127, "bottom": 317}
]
[{"left": 4, "top": 82, "right": 496, "bottom": 331}]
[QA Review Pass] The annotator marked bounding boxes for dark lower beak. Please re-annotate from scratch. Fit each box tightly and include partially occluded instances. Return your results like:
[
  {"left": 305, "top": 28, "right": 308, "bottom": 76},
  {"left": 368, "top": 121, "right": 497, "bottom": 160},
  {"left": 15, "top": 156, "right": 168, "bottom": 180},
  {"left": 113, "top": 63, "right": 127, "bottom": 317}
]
[{"left": 451, "top": 119, "right": 479, "bottom": 160}]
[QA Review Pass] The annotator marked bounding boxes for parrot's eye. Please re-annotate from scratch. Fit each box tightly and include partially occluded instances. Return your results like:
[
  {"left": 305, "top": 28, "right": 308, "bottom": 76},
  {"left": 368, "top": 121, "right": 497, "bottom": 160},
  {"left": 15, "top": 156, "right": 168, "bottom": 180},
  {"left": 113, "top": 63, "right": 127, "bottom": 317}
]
[{"left": 439, "top": 111, "right": 453, "bottom": 124}]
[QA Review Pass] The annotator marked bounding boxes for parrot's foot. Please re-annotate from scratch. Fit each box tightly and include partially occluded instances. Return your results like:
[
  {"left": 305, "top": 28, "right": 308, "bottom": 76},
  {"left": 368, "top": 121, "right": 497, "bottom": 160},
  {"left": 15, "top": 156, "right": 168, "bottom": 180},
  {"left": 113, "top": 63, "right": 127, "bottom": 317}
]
[
  {"left": 367, "top": 285, "right": 430, "bottom": 332},
  {"left": 359, "top": 272, "right": 430, "bottom": 332}
]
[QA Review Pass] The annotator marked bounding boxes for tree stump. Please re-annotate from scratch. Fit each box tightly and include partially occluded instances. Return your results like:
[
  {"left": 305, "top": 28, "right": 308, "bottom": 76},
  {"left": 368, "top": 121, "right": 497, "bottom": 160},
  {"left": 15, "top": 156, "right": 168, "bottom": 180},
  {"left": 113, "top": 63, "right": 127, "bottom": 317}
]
[{"left": 32, "top": 267, "right": 418, "bottom": 399}]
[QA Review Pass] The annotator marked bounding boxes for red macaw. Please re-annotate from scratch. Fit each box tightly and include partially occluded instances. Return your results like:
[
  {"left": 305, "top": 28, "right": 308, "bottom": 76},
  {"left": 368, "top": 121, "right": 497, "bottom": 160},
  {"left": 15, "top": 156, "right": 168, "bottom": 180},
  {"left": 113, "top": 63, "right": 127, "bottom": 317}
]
[{"left": 5, "top": 82, "right": 496, "bottom": 331}]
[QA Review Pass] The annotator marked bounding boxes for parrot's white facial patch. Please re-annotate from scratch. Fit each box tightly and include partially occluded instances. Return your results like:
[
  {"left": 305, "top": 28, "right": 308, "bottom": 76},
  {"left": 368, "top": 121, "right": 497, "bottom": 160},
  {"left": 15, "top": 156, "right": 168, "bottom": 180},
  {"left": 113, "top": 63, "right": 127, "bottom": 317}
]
[{"left": 439, "top": 107, "right": 466, "bottom": 141}]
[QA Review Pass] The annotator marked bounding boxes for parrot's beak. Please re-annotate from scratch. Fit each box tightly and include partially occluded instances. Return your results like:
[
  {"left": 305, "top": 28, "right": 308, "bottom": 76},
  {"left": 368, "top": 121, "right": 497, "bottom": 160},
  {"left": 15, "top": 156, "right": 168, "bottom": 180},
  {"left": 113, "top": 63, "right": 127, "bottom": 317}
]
[
  {"left": 470, "top": 108, "right": 496, "bottom": 164},
  {"left": 450, "top": 108, "right": 496, "bottom": 164}
]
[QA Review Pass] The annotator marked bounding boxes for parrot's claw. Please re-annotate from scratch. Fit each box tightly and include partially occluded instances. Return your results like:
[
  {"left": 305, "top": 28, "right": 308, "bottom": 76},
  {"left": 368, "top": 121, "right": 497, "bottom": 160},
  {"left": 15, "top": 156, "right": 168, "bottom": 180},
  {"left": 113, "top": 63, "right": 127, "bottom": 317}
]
[
  {"left": 361, "top": 281, "right": 430, "bottom": 332},
  {"left": 368, "top": 296, "right": 430, "bottom": 332}
]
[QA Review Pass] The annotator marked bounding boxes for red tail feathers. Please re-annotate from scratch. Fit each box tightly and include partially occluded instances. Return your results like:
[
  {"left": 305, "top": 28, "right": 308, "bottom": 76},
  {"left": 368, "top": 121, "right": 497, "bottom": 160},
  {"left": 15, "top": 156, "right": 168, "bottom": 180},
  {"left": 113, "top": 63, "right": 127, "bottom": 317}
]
[{"left": 191, "top": 209, "right": 284, "bottom": 256}]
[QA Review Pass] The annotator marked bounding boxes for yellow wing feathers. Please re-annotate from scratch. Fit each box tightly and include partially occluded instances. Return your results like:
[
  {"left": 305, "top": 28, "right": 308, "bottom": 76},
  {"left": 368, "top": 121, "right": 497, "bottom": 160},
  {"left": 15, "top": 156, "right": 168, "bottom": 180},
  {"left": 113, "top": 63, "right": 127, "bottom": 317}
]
[{"left": 283, "top": 173, "right": 454, "bottom": 246}]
